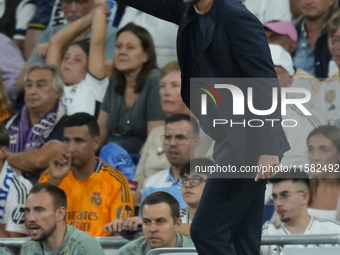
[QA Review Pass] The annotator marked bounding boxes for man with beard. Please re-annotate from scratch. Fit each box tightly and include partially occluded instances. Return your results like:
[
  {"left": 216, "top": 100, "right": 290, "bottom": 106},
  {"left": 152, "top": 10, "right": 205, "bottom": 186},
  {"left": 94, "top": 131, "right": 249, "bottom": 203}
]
[
  {"left": 261, "top": 171, "right": 340, "bottom": 255},
  {"left": 39, "top": 112, "right": 134, "bottom": 236},
  {"left": 140, "top": 114, "right": 200, "bottom": 209},
  {"left": 21, "top": 183, "right": 105, "bottom": 255}
]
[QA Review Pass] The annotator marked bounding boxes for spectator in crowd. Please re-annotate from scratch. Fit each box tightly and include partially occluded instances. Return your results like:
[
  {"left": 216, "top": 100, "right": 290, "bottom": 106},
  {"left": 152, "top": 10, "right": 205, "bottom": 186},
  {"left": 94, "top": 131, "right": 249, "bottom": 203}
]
[
  {"left": 264, "top": 20, "right": 323, "bottom": 84},
  {"left": 0, "top": 75, "right": 12, "bottom": 123},
  {"left": 0, "top": 33, "right": 25, "bottom": 105},
  {"left": 118, "top": 8, "right": 178, "bottom": 68},
  {"left": 24, "top": 0, "right": 126, "bottom": 59},
  {"left": 293, "top": 0, "right": 338, "bottom": 78},
  {"left": 0, "top": 123, "right": 32, "bottom": 237},
  {"left": 17, "top": 0, "right": 117, "bottom": 91},
  {"left": 46, "top": 2, "right": 109, "bottom": 117},
  {"left": 39, "top": 112, "right": 134, "bottom": 237},
  {"left": 177, "top": 158, "right": 210, "bottom": 235},
  {"left": 261, "top": 171, "right": 340, "bottom": 255},
  {"left": 103, "top": 158, "right": 210, "bottom": 236},
  {"left": 97, "top": 23, "right": 165, "bottom": 154},
  {"left": 138, "top": 114, "right": 201, "bottom": 207},
  {"left": 114, "top": 192, "right": 194, "bottom": 255},
  {"left": 5, "top": 64, "right": 67, "bottom": 175},
  {"left": 0, "top": 0, "right": 36, "bottom": 52},
  {"left": 307, "top": 125, "right": 340, "bottom": 221},
  {"left": 269, "top": 44, "right": 324, "bottom": 167},
  {"left": 21, "top": 183, "right": 105, "bottom": 254},
  {"left": 242, "top": 0, "right": 291, "bottom": 23},
  {"left": 264, "top": 20, "right": 298, "bottom": 55},
  {"left": 133, "top": 61, "right": 212, "bottom": 197}
]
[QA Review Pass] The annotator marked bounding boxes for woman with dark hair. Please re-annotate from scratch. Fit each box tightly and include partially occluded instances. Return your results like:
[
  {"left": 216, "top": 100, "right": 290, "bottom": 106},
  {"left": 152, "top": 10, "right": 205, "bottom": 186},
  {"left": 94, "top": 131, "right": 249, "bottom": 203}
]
[
  {"left": 46, "top": 1, "right": 109, "bottom": 117},
  {"left": 307, "top": 125, "right": 340, "bottom": 220},
  {"left": 98, "top": 23, "right": 165, "bottom": 154},
  {"left": 0, "top": 72, "right": 12, "bottom": 122}
]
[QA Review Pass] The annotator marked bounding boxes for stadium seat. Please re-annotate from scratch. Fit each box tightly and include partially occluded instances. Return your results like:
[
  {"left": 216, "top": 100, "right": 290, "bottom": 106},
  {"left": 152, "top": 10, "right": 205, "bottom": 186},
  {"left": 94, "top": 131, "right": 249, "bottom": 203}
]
[{"left": 147, "top": 248, "right": 198, "bottom": 255}]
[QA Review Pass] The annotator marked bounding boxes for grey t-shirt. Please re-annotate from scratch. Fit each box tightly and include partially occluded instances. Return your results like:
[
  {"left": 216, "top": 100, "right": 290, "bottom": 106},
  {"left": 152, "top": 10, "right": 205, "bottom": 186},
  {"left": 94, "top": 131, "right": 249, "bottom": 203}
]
[
  {"left": 101, "top": 69, "right": 166, "bottom": 154},
  {"left": 27, "top": 24, "right": 117, "bottom": 64},
  {"left": 0, "top": 244, "right": 14, "bottom": 255},
  {"left": 20, "top": 225, "right": 105, "bottom": 255}
]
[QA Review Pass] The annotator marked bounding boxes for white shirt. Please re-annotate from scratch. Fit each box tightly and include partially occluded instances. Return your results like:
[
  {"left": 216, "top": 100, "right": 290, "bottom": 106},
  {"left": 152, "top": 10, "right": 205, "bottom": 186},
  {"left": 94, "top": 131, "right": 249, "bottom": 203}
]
[
  {"left": 0, "top": 161, "right": 32, "bottom": 234},
  {"left": 62, "top": 73, "right": 109, "bottom": 116},
  {"left": 261, "top": 217, "right": 340, "bottom": 255},
  {"left": 307, "top": 208, "right": 337, "bottom": 221},
  {"left": 309, "top": 77, "right": 340, "bottom": 128},
  {"left": 242, "top": 0, "right": 291, "bottom": 23}
]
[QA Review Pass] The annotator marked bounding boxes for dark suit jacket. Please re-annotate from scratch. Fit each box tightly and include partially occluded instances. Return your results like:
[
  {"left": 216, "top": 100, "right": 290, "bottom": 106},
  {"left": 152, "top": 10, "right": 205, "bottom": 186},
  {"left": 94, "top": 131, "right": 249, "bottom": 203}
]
[{"left": 118, "top": 0, "right": 290, "bottom": 166}]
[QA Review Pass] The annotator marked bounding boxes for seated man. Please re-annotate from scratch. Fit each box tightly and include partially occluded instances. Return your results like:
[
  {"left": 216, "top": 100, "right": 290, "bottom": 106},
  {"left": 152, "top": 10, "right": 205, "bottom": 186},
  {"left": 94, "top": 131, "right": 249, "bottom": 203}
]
[
  {"left": 39, "top": 112, "right": 134, "bottom": 236},
  {"left": 21, "top": 183, "right": 105, "bottom": 254},
  {"left": 139, "top": 114, "right": 201, "bottom": 208},
  {"left": 116, "top": 191, "right": 194, "bottom": 255},
  {"left": 261, "top": 171, "right": 340, "bottom": 255},
  {"left": 0, "top": 123, "right": 32, "bottom": 238},
  {"left": 5, "top": 64, "right": 67, "bottom": 175},
  {"left": 103, "top": 157, "right": 211, "bottom": 236}
]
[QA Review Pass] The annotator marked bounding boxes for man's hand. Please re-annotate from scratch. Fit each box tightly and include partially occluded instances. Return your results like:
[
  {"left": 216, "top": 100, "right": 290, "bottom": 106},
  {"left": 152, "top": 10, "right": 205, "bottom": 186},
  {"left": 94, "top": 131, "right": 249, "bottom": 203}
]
[
  {"left": 48, "top": 153, "right": 71, "bottom": 186},
  {"left": 103, "top": 217, "right": 142, "bottom": 233},
  {"left": 254, "top": 155, "right": 279, "bottom": 182}
]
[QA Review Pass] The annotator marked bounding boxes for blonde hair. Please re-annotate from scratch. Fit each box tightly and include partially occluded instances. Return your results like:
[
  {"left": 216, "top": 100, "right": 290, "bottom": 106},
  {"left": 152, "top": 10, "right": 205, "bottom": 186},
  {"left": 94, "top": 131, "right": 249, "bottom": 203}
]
[
  {"left": 327, "top": 9, "right": 340, "bottom": 37},
  {"left": 161, "top": 60, "right": 180, "bottom": 78},
  {"left": 0, "top": 71, "right": 12, "bottom": 120}
]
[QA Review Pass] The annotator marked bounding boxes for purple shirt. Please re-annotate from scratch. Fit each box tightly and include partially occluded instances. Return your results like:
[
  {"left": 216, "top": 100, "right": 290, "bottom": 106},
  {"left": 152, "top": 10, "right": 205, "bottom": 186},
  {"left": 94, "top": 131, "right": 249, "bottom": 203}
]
[{"left": 0, "top": 33, "right": 24, "bottom": 102}]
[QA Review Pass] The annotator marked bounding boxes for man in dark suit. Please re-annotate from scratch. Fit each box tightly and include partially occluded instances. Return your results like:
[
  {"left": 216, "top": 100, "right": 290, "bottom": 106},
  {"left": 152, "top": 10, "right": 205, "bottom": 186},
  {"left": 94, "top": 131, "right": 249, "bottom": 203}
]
[{"left": 115, "top": 0, "right": 290, "bottom": 254}]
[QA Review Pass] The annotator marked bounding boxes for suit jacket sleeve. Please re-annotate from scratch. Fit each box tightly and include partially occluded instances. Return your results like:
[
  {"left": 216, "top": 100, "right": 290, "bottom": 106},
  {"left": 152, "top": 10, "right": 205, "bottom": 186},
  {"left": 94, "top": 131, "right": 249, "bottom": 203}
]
[{"left": 116, "top": 0, "right": 184, "bottom": 25}]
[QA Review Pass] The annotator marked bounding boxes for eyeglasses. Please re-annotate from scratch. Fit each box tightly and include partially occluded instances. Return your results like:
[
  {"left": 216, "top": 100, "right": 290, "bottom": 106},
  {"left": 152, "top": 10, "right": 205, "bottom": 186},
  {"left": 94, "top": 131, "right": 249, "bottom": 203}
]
[
  {"left": 62, "top": 0, "right": 90, "bottom": 6},
  {"left": 331, "top": 36, "right": 340, "bottom": 46},
  {"left": 178, "top": 177, "right": 206, "bottom": 187},
  {"left": 270, "top": 190, "right": 304, "bottom": 202},
  {"left": 161, "top": 134, "right": 197, "bottom": 145}
]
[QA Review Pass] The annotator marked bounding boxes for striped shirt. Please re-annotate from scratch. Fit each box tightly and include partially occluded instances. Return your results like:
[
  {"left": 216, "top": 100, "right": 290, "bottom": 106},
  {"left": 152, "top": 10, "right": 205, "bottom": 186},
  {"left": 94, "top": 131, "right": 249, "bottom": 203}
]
[{"left": 0, "top": 160, "right": 32, "bottom": 234}]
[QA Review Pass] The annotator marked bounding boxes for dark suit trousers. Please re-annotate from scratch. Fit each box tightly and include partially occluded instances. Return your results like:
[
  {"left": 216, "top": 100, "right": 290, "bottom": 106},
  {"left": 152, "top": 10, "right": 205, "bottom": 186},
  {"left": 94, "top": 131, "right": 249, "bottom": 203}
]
[{"left": 190, "top": 142, "right": 266, "bottom": 255}]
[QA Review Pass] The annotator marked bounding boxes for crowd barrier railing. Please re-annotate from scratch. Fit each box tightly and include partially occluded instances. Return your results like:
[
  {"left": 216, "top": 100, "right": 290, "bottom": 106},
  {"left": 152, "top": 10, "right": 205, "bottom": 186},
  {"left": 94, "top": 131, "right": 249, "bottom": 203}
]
[{"left": 1, "top": 234, "right": 340, "bottom": 253}]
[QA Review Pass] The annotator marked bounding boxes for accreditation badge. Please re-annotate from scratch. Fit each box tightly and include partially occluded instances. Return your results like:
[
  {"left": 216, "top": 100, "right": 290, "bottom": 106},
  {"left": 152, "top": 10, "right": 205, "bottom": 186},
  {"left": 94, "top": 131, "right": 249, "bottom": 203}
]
[{"left": 326, "top": 90, "right": 336, "bottom": 103}]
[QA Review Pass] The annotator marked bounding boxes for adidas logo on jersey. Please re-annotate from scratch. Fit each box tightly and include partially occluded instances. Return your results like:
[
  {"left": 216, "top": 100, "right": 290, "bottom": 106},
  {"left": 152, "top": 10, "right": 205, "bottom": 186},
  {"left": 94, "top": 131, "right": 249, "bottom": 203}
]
[{"left": 328, "top": 104, "right": 336, "bottom": 111}]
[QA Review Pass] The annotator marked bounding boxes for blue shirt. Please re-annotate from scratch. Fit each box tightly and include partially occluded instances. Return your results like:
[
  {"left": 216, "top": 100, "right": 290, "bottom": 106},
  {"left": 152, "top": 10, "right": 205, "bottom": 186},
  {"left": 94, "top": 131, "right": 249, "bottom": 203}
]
[
  {"left": 293, "top": 23, "right": 315, "bottom": 76},
  {"left": 141, "top": 168, "right": 186, "bottom": 214}
]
